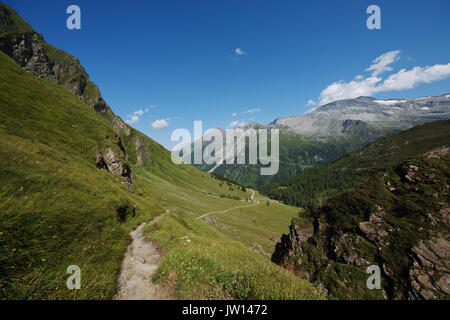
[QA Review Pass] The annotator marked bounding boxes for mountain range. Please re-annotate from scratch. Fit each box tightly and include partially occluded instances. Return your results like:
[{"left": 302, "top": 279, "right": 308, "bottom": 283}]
[{"left": 193, "top": 95, "right": 450, "bottom": 187}]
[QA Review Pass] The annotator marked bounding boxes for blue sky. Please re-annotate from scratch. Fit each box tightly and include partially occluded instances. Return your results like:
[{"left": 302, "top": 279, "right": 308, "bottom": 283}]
[{"left": 5, "top": 0, "right": 450, "bottom": 149}]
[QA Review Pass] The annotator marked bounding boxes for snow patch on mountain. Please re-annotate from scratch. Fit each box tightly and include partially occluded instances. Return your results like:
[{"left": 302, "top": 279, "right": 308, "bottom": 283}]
[{"left": 374, "top": 99, "right": 407, "bottom": 105}]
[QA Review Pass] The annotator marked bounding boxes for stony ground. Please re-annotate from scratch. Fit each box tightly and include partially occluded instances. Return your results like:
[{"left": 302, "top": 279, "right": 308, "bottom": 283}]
[{"left": 114, "top": 213, "right": 169, "bottom": 300}]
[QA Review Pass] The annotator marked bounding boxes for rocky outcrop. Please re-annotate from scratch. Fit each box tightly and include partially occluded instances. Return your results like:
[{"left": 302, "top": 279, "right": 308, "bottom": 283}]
[
  {"left": 134, "top": 136, "right": 151, "bottom": 168},
  {"left": 358, "top": 206, "right": 390, "bottom": 247},
  {"left": 409, "top": 237, "right": 450, "bottom": 299},
  {"left": 271, "top": 220, "right": 313, "bottom": 265},
  {"left": 0, "top": 32, "right": 53, "bottom": 79},
  {"left": 113, "top": 117, "right": 131, "bottom": 136},
  {"left": 96, "top": 148, "right": 134, "bottom": 191},
  {"left": 426, "top": 145, "right": 449, "bottom": 159},
  {"left": 333, "top": 233, "right": 372, "bottom": 268}
]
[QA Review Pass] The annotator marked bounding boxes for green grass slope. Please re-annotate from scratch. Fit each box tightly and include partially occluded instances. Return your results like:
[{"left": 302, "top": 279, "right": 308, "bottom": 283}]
[
  {"left": 0, "top": 51, "right": 162, "bottom": 299},
  {"left": 0, "top": 51, "right": 324, "bottom": 299}
]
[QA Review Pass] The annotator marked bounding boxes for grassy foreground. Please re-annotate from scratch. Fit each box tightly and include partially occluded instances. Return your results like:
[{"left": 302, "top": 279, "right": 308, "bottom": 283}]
[{"left": 0, "top": 51, "right": 325, "bottom": 299}]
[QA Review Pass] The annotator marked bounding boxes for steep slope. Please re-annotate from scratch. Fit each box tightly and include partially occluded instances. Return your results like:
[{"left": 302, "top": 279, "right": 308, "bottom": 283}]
[
  {"left": 0, "top": 49, "right": 162, "bottom": 299},
  {"left": 0, "top": 3, "right": 324, "bottom": 300},
  {"left": 271, "top": 142, "right": 449, "bottom": 299}
]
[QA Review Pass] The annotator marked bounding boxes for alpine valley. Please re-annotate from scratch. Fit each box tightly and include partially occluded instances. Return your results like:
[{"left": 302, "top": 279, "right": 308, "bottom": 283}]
[{"left": 0, "top": 1, "right": 449, "bottom": 301}]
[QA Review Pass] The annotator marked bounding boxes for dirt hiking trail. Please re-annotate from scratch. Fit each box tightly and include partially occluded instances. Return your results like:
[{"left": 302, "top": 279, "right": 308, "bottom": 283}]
[{"left": 114, "top": 211, "right": 169, "bottom": 300}]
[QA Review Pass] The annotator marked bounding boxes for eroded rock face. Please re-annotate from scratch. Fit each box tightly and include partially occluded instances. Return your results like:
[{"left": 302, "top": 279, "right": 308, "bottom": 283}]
[
  {"left": 134, "top": 136, "right": 151, "bottom": 168},
  {"left": 426, "top": 145, "right": 450, "bottom": 159},
  {"left": 333, "top": 233, "right": 371, "bottom": 268},
  {"left": 358, "top": 206, "right": 390, "bottom": 247},
  {"left": 96, "top": 148, "right": 134, "bottom": 191},
  {"left": 113, "top": 117, "right": 131, "bottom": 136},
  {"left": 0, "top": 32, "right": 52, "bottom": 79},
  {"left": 409, "top": 237, "right": 450, "bottom": 299},
  {"left": 271, "top": 221, "right": 313, "bottom": 265}
]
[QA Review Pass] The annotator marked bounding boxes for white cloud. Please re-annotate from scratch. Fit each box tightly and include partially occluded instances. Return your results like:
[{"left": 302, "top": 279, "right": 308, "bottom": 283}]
[
  {"left": 242, "top": 108, "right": 261, "bottom": 114},
  {"left": 378, "top": 63, "right": 450, "bottom": 91},
  {"left": 229, "top": 120, "right": 246, "bottom": 128},
  {"left": 318, "top": 76, "right": 382, "bottom": 105},
  {"left": 133, "top": 109, "right": 146, "bottom": 116},
  {"left": 231, "top": 112, "right": 237, "bottom": 117},
  {"left": 151, "top": 119, "right": 169, "bottom": 130},
  {"left": 125, "top": 115, "right": 139, "bottom": 125},
  {"left": 366, "top": 50, "right": 401, "bottom": 76},
  {"left": 317, "top": 50, "right": 450, "bottom": 105},
  {"left": 235, "top": 48, "right": 247, "bottom": 56},
  {"left": 374, "top": 99, "right": 407, "bottom": 105},
  {"left": 125, "top": 108, "right": 150, "bottom": 125}
]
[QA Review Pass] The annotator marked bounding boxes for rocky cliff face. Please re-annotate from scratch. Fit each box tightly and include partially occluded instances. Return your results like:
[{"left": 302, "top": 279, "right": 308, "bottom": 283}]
[
  {"left": 96, "top": 147, "right": 134, "bottom": 192},
  {"left": 134, "top": 136, "right": 152, "bottom": 169},
  {"left": 0, "top": 32, "right": 52, "bottom": 78},
  {"left": 272, "top": 146, "right": 450, "bottom": 299}
]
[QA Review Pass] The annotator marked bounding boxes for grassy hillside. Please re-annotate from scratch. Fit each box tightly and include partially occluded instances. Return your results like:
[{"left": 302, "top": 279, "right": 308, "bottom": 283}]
[
  {"left": 0, "top": 50, "right": 161, "bottom": 299},
  {"left": 0, "top": 50, "right": 324, "bottom": 299},
  {"left": 261, "top": 120, "right": 450, "bottom": 208}
]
